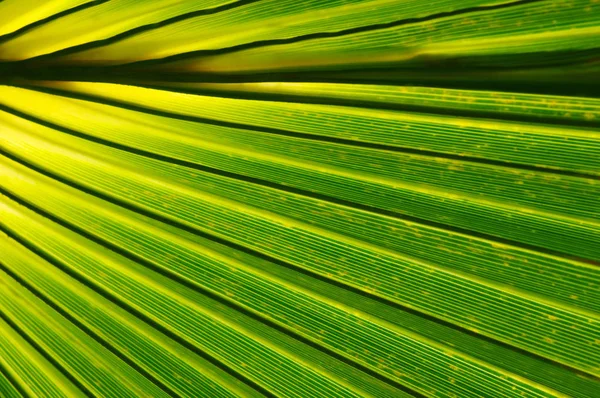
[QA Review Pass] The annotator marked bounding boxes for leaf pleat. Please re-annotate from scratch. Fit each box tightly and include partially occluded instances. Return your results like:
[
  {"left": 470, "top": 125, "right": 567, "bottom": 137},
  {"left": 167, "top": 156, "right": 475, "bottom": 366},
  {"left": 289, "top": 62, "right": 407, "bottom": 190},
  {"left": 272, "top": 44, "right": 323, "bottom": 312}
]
[{"left": 0, "top": 1, "right": 599, "bottom": 397}]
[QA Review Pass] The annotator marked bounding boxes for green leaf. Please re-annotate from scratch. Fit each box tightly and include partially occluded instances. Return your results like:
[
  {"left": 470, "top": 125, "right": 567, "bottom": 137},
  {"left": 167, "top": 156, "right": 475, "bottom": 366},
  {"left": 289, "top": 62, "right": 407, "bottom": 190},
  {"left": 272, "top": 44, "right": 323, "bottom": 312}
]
[
  {"left": 1, "top": 1, "right": 599, "bottom": 397},
  {"left": 0, "top": 0, "right": 238, "bottom": 60}
]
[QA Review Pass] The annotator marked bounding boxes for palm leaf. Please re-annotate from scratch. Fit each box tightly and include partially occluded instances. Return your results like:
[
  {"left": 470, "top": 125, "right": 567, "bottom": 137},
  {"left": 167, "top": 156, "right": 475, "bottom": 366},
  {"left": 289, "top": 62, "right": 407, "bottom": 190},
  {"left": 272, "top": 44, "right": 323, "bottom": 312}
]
[{"left": 0, "top": 1, "right": 598, "bottom": 397}]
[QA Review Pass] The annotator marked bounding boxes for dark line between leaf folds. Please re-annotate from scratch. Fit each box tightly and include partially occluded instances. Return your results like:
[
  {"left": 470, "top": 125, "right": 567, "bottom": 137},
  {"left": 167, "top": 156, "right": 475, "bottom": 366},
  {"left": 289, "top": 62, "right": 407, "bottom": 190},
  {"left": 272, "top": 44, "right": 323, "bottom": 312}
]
[
  {"left": 135, "top": 82, "right": 600, "bottom": 130},
  {"left": 0, "top": 308, "right": 96, "bottom": 398},
  {"left": 0, "top": 262, "right": 180, "bottom": 398},
  {"left": 2, "top": 153, "right": 599, "bottom": 385},
  {"left": 0, "top": 0, "right": 109, "bottom": 44},
  {"left": 0, "top": 193, "right": 425, "bottom": 398},
  {"left": 18, "top": 0, "right": 263, "bottom": 62},
  {"left": 75, "top": 0, "right": 548, "bottom": 67},
  {"left": 0, "top": 221, "right": 277, "bottom": 398},
  {"left": 14, "top": 85, "right": 599, "bottom": 181},
  {"left": 0, "top": 357, "right": 30, "bottom": 398},
  {"left": 0, "top": 102, "right": 596, "bottom": 266}
]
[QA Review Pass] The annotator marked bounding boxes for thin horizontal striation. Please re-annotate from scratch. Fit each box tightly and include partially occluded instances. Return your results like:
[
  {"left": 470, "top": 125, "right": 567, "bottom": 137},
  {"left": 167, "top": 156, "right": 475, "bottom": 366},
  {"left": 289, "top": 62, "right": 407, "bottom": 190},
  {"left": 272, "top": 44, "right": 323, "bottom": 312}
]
[
  {"left": 3, "top": 167, "right": 600, "bottom": 398},
  {"left": 0, "top": 1, "right": 599, "bottom": 396},
  {"left": 51, "top": 0, "right": 515, "bottom": 65},
  {"left": 0, "top": 0, "right": 238, "bottom": 60},
  {"left": 24, "top": 81, "right": 600, "bottom": 176},
  {"left": 2, "top": 89, "right": 599, "bottom": 263},
  {"left": 0, "top": 0, "right": 94, "bottom": 38},
  {"left": 4, "top": 86, "right": 598, "bottom": 220},
  {"left": 155, "top": 0, "right": 600, "bottom": 73},
  {"left": 3, "top": 138, "right": 598, "bottom": 315},
  {"left": 262, "top": 60, "right": 600, "bottom": 99},
  {"left": 145, "top": 82, "right": 600, "bottom": 127},
  {"left": 1, "top": 112, "right": 599, "bottom": 380},
  {"left": 2, "top": 156, "right": 587, "bottom": 397},
  {"left": 1, "top": 88, "right": 599, "bottom": 311}
]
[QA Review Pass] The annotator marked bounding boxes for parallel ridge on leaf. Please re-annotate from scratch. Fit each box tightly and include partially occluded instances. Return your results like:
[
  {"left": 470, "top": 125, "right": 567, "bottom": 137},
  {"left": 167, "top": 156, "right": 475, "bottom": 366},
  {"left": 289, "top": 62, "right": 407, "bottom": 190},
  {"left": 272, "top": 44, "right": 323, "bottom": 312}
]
[{"left": 0, "top": 1, "right": 599, "bottom": 397}]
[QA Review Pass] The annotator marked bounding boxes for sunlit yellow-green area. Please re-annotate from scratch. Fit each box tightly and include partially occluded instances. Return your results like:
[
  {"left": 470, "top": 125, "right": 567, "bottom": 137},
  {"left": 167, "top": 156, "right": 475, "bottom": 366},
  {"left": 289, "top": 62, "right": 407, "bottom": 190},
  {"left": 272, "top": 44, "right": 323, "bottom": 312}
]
[{"left": 0, "top": 1, "right": 599, "bottom": 397}]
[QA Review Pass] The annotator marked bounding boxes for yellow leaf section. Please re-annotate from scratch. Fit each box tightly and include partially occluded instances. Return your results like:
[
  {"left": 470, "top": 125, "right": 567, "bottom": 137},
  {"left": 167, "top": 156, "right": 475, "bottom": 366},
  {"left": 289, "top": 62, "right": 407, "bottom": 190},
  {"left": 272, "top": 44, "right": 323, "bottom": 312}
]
[
  {"left": 0, "top": 0, "right": 235, "bottom": 60},
  {"left": 0, "top": 0, "right": 90, "bottom": 37}
]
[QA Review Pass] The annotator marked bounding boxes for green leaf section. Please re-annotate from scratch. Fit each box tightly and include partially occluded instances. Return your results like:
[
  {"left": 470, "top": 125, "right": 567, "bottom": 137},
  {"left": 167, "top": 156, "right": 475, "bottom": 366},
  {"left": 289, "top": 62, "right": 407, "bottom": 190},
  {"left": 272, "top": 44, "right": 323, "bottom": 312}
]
[
  {"left": 157, "top": 0, "right": 600, "bottom": 73},
  {"left": 0, "top": 233, "right": 258, "bottom": 397},
  {"left": 55, "top": 0, "right": 506, "bottom": 65},
  {"left": 149, "top": 81, "right": 600, "bottom": 126},
  {"left": 3, "top": 85, "right": 599, "bottom": 263},
  {"left": 2, "top": 151, "right": 600, "bottom": 397},
  {"left": 0, "top": 0, "right": 91, "bottom": 37},
  {"left": 0, "top": 195, "right": 405, "bottom": 398},
  {"left": 0, "top": 0, "right": 236, "bottom": 60},
  {"left": 0, "top": 367, "right": 23, "bottom": 398},
  {"left": 0, "top": 267, "right": 172, "bottom": 397},
  {"left": 1, "top": 107, "right": 599, "bottom": 381},
  {"left": 1, "top": 86, "right": 599, "bottom": 309},
  {"left": 0, "top": 315, "right": 85, "bottom": 397},
  {"left": 1, "top": 1, "right": 599, "bottom": 396},
  {"left": 28, "top": 81, "right": 600, "bottom": 175}
]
